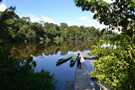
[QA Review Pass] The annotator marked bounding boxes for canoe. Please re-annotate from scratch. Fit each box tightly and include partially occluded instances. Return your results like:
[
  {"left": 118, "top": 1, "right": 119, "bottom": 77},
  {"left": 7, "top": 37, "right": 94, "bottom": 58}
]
[
  {"left": 70, "top": 54, "right": 77, "bottom": 67},
  {"left": 56, "top": 54, "right": 73, "bottom": 65}
]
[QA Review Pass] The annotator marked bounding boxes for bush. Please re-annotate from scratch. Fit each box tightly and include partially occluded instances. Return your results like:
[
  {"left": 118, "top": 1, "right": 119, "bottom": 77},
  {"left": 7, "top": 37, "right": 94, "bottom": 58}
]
[{"left": 0, "top": 45, "right": 55, "bottom": 90}]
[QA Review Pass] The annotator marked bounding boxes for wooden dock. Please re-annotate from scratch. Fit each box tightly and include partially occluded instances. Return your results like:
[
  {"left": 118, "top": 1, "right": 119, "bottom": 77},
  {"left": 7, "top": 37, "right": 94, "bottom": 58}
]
[
  {"left": 75, "top": 51, "right": 95, "bottom": 90},
  {"left": 83, "top": 56, "right": 96, "bottom": 60},
  {"left": 65, "top": 81, "right": 74, "bottom": 90}
]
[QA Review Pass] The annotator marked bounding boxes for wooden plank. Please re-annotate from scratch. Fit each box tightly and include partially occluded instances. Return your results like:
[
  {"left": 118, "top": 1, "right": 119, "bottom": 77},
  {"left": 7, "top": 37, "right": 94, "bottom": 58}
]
[
  {"left": 65, "top": 81, "right": 74, "bottom": 90},
  {"left": 75, "top": 51, "right": 95, "bottom": 90},
  {"left": 99, "top": 83, "right": 108, "bottom": 90}
]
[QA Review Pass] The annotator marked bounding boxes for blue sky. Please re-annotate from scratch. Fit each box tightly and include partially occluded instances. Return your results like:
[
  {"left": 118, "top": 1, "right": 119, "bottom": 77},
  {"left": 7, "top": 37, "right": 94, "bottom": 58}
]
[{"left": 0, "top": 0, "right": 108, "bottom": 28}]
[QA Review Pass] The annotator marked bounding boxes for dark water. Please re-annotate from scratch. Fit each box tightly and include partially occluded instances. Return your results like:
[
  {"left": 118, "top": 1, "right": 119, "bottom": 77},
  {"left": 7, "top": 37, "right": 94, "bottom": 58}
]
[{"left": 6, "top": 40, "right": 99, "bottom": 90}]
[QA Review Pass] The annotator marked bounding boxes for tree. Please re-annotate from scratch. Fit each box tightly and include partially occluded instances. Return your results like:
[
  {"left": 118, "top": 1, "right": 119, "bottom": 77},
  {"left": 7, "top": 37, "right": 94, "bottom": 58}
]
[
  {"left": 60, "top": 23, "right": 68, "bottom": 28},
  {"left": 75, "top": 0, "right": 135, "bottom": 89},
  {"left": 0, "top": 6, "right": 19, "bottom": 41},
  {"left": 0, "top": 45, "right": 55, "bottom": 90},
  {"left": 75, "top": 0, "right": 135, "bottom": 34},
  {"left": 0, "top": 1, "right": 115, "bottom": 43}
]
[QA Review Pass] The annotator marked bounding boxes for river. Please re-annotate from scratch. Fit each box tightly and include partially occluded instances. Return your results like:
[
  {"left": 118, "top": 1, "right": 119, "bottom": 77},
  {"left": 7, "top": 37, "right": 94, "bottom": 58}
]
[{"left": 6, "top": 40, "right": 99, "bottom": 90}]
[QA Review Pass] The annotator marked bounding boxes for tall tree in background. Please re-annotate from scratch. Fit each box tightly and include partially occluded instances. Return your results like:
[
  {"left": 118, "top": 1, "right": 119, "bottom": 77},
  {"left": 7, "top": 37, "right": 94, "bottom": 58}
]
[{"left": 75, "top": 0, "right": 135, "bottom": 89}]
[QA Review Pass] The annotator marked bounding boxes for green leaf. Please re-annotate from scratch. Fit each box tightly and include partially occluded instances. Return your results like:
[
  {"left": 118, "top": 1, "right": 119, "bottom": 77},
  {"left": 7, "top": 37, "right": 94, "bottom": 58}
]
[
  {"left": 128, "top": 4, "right": 133, "bottom": 8},
  {"left": 132, "top": 0, "right": 135, "bottom": 3}
]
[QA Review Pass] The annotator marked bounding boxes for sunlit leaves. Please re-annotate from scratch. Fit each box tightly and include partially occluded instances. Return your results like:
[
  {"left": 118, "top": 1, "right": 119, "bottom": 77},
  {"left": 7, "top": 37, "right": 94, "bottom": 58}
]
[
  {"left": 89, "top": 35, "right": 135, "bottom": 89},
  {"left": 74, "top": 1, "right": 135, "bottom": 89},
  {"left": 132, "top": 0, "right": 135, "bottom": 3}
]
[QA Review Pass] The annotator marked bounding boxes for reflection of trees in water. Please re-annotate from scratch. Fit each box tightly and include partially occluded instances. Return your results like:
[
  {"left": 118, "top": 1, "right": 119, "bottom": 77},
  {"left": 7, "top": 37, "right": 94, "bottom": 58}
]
[
  {"left": 6, "top": 40, "right": 98, "bottom": 60},
  {"left": 60, "top": 51, "right": 68, "bottom": 55}
]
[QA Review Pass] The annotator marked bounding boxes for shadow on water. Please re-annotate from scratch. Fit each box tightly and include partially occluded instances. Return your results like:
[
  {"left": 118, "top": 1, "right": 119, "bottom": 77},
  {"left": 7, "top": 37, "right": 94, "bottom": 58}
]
[{"left": 6, "top": 40, "right": 99, "bottom": 90}]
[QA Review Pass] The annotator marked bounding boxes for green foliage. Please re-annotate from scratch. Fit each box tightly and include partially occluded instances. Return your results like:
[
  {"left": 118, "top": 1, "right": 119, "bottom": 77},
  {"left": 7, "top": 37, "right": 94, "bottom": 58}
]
[
  {"left": 0, "top": 45, "right": 55, "bottom": 90},
  {"left": 0, "top": 7, "right": 19, "bottom": 41},
  {"left": 60, "top": 23, "right": 68, "bottom": 28},
  {"left": 132, "top": 0, "right": 135, "bottom": 3},
  {"left": 75, "top": 0, "right": 135, "bottom": 33},
  {"left": 0, "top": 7, "right": 116, "bottom": 43},
  {"left": 74, "top": 0, "right": 135, "bottom": 89},
  {"left": 90, "top": 35, "right": 135, "bottom": 89}
]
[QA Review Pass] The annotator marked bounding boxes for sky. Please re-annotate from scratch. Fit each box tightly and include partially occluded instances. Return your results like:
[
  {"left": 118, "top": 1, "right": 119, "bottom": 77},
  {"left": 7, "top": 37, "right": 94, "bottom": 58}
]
[{"left": 0, "top": 0, "right": 113, "bottom": 29}]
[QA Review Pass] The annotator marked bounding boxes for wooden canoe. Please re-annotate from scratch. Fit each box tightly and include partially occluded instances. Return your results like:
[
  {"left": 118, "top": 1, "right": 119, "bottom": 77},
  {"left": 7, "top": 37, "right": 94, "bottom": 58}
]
[
  {"left": 70, "top": 54, "right": 77, "bottom": 67},
  {"left": 56, "top": 54, "right": 73, "bottom": 66}
]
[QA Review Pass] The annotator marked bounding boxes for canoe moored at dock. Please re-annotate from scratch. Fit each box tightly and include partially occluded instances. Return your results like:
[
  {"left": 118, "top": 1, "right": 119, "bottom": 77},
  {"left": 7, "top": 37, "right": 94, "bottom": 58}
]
[
  {"left": 56, "top": 54, "right": 73, "bottom": 66},
  {"left": 70, "top": 54, "right": 77, "bottom": 67}
]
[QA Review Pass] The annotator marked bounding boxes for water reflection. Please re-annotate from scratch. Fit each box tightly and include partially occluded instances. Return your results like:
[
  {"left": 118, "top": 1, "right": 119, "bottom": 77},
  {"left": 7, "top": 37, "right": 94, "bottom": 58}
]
[
  {"left": 6, "top": 40, "right": 97, "bottom": 60},
  {"left": 34, "top": 51, "right": 77, "bottom": 90},
  {"left": 6, "top": 40, "right": 98, "bottom": 90}
]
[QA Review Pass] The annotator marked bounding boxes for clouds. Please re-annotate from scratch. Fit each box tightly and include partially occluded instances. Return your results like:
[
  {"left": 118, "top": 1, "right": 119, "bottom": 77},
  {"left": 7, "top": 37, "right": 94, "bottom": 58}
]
[
  {"left": 30, "top": 17, "right": 40, "bottom": 22},
  {"left": 78, "top": 16, "right": 91, "bottom": 26},
  {"left": 42, "top": 16, "right": 55, "bottom": 23},
  {"left": 78, "top": 17, "right": 88, "bottom": 21},
  {"left": 20, "top": 14, "right": 106, "bottom": 29},
  {"left": 66, "top": 21, "right": 71, "bottom": 26},
  {"left": 22, "top": 14, "right": 73, "bottom": 26},
  {"left": 0, "top": 3, "right": 7, "bottom": 11},
  {"left": 22, "top": 14, "right": 55, "bottom": 23},
  {"left": 78, "top": 16, "right": 91, "bottom": 23},
  {"left": 90, "top": 21, "right": 107, "bottom": 29},
  {"left": 78, "top": 16, "right": 107, "bottom": 29}
]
